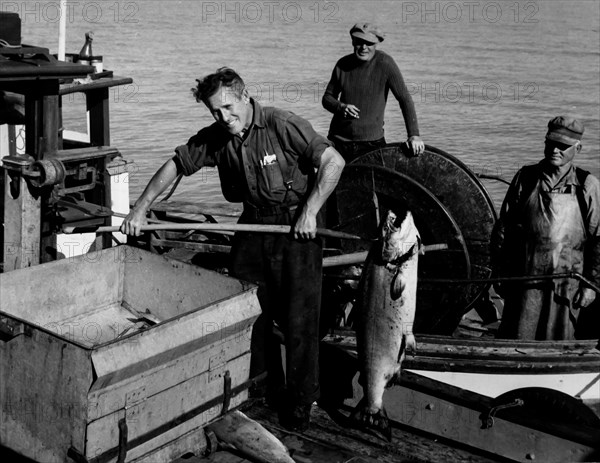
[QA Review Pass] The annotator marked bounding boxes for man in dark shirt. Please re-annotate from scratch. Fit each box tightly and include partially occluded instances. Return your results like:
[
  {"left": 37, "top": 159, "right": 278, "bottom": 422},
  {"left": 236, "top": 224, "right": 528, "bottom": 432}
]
[
  {"left": 322, "top": 22, "right": 424, "bottom": 162},
  {"left": 120, "top": 67, "right": 345, "bottom": 431}
]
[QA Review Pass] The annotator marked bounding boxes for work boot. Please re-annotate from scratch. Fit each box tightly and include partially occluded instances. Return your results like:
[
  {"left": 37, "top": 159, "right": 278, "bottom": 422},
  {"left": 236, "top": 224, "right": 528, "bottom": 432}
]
[{"left": 279, "top": 403, "right": 312, "bottom": 432}]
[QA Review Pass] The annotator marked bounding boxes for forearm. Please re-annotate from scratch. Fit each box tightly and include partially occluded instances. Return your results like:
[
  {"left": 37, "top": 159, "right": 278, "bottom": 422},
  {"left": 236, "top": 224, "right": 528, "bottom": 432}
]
[
  {"left": 389, "top": 68, "right": 420, "bottom": 137},
  {"left": 132, "top": 158, "right": 180, "bottom": 213},
  {"left": 304, "top": 147, "right": 345, "bottom": 216},
  {"left": 322, "top": 77, "right": 342, "bottom": 114},
  {"left": 398, "top": 96, "right": 419, "bottom": 137}
]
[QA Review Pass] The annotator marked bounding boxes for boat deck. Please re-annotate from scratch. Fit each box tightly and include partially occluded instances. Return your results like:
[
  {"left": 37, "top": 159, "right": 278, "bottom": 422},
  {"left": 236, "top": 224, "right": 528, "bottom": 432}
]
[{"left": 181, "top": 400, "right": 507, "bottom": 463}]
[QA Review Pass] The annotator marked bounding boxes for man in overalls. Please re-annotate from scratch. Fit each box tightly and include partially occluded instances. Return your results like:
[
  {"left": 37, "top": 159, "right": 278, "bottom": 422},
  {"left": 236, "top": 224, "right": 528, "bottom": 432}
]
[
  {"left": 120, "top": 68, "right": 345, "bottom": 431},
  {"left": 492, "top": 116, "right": 600, "bottom": 340}
]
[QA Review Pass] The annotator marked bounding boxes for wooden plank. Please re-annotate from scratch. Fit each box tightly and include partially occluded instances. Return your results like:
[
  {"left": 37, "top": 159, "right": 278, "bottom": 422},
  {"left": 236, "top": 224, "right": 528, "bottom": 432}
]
[
  {"left": 371, "top": 377, "right": 598, "bottom": 462},
  {"left": 91, "top": 289, "right": 259, "bottom": 380},
  {"left": 148, "top": 199, "right": 242, "bottom": 218},
  {"left": 324, "top": 334, "right": 600, "bottom": 372},
  {"left": 88, "top": 329, "right": 253, "bottom": 419},
  {"left": 150, "top": 238, "right": 231, "bottom": 254},
  {"left": 86, "top": 87, "right": 110, "bottom": 146},
  {"left": 0, "top": 246, "right": 122, "bottom": 329},
  {"left": 85, "top": 353, "right": 251, "bottom": 459},
  {"left": 128, "top": 423, "right": 208, "bottom": 463},
  {"left": 0, "top": 325, "right": 93, "bottom": 463},
  {"left": 242, "top": 404, "right": 504, "bottom": 463},
  {"left": 121, "top": 246, "right": 255, "bottom": 321},
  {"left": 2, "top": 170, "right": 40, "bottom": 271},
  {"left": 53, "top": 146, "right": 121, "bottom": 162},
  {"left": 59, "top": 76, "right": 133, "bottom": 96},
  {"left": 126, "top": 394, "right": 247, "bottom": 463}
]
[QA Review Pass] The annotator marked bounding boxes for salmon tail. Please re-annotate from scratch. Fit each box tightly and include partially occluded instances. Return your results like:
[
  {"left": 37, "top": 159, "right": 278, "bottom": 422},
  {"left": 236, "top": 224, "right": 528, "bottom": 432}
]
[{"left": 350, "top": 399, "right": 392, "bottom": 441}]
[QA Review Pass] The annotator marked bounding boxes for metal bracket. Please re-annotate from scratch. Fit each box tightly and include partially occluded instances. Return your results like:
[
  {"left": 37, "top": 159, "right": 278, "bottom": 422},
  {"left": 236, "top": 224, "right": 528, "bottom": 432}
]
[
  {"left": 1, "top": 155, "right": 40, "bottom": 178},
  {"left": 480, "top": 399, "right": 524, "bottom": 429},
  {"left": 202, "top": 429, "right": 219, "bottom": 457},
  {"left": 222, "top": 371, "right": 232, "bottom": 415},
  {"left": 116, "top": 418, "right": 128, "bottom": 463},
  {"left": 67, "top": 446, "right": 89, "bottom": 463},
  {"left": 0, "top": 317, "right": 31, "bottom": 342}
]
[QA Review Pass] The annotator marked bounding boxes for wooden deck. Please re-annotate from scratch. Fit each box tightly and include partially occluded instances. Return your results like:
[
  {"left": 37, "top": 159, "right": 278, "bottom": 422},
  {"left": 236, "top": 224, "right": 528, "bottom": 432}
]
[
  {"left": 0, "top": 400, "right": 506, "bottom": 463},
  {"left": 177, "top": 400, "right": 507, "bottom": 463}
]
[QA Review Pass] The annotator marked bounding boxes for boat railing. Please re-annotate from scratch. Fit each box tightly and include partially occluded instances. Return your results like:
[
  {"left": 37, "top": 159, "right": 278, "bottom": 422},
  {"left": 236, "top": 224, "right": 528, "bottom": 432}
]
[{"left": 324, "top": 271, "right": 600, "bottom": 295}]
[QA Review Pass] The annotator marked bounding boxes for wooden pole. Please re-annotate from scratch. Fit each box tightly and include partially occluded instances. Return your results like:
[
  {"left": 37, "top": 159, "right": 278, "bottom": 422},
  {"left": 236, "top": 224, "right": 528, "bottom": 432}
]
[
  {"left": 62, "top": 223, "right": 364, "bottom": 241},
  {"left": 58, "top": 0, "right": 67, "bottom": 61},
  {"left": 322, "top": 244, "right": 449, "bottom": 268}
]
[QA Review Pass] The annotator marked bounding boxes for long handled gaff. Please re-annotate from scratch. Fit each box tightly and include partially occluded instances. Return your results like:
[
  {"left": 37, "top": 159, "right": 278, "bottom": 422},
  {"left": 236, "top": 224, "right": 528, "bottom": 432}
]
[
  {"left": 322, "top": 244, "right": 449, "bottom": 268},
  {"left": 61, "top": 223, "right": 364, "bottom": 241}
]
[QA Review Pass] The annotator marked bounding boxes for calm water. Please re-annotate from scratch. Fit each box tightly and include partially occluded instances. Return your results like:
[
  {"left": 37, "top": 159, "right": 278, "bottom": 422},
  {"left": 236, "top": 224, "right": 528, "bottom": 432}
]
[{"left": 12, "top": 0, "right": 600, "bottom": 212}]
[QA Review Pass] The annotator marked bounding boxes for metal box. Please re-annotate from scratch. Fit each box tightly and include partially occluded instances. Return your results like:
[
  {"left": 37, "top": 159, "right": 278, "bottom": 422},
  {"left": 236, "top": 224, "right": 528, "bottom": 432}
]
[{"left": 0, "top": 246, "right": 261, "bottom": 462}]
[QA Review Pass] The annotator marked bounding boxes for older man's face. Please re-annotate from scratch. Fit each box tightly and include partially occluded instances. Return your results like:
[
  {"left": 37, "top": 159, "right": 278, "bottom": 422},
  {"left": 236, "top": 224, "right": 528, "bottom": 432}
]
[
  {"left": 205, "top": 85, "right": 252, "bottom": 135},
  {"left": 352, "top": 37, "right": 377, "bottom": 62},
  {"left": 543, "top": 139, "right": 580, "bottom": 167}
]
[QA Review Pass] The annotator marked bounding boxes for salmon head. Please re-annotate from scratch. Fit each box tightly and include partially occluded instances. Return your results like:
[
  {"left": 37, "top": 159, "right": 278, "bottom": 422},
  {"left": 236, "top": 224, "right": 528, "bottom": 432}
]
[{"left": 379, "top": 209, "right": 420, "bottom": 264}]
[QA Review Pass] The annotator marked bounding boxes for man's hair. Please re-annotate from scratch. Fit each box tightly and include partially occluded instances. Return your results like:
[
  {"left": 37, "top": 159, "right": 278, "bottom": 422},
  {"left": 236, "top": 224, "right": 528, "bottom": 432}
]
[{"left": 192, "top": 67, "right": 245, "bottom": 104}]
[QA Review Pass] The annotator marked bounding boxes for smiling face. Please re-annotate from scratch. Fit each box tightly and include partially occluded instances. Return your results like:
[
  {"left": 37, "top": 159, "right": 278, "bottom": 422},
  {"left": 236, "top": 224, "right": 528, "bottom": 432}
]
[
  {"left": 352, "top": 37, "right": 377, "bottom": 62},
  {"left": 205, "top": 85, "right": 252, "bottom": 135},
  {"left": 543, "top": 139, "right": 580, "bottom": 168}
]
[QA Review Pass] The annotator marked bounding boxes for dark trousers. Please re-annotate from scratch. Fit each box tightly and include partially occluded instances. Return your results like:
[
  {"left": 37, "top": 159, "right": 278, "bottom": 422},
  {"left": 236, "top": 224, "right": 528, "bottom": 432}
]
[
  {"left": 230, "top": 210, "right": 322, "bottom": 406},
  {"left": 329, "top": 136, "right": 387, "bottom": 163},
  {"left": 325, "top": 137, "right": 387, "bottom": 240}
]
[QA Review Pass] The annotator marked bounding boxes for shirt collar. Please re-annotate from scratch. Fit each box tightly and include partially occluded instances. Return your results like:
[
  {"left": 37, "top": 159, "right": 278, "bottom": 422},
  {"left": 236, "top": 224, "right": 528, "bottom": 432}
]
[
  {"left": 250, "top": 98, "right": 267, "bottom": 130},
  {"left": 539, "top": 161, "right": 580, "bottom": 186}
]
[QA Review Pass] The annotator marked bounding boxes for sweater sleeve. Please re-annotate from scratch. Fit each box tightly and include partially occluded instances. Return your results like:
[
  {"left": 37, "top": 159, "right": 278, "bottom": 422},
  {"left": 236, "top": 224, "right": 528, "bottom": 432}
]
[
  {"left": 322, "top": 65, "right": 343, "bottom": 114},
  {"left": 385, "top": 56, "right": 420, "bottom": 137}
]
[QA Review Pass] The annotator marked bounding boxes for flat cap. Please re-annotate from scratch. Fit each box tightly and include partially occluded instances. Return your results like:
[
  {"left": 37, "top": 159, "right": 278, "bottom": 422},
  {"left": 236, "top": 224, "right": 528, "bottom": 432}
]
[
  {"left": 546, "top": 116, "right": 584, "bottom": 145},
  {"left": 350, "top": 23, "right": 385, "bottom": 44}
]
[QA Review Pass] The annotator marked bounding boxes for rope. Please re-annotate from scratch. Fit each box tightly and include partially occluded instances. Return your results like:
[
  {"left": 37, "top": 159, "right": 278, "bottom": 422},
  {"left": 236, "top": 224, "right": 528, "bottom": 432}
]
[{"left": 0, "top": 39, "right": 22, "bottom": 49}]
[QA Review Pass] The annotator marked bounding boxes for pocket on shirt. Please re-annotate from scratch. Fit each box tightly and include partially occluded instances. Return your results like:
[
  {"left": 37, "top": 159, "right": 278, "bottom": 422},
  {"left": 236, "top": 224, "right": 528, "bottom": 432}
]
[{"left": 260, "top": 162, "right": 287, "bottom": 196}]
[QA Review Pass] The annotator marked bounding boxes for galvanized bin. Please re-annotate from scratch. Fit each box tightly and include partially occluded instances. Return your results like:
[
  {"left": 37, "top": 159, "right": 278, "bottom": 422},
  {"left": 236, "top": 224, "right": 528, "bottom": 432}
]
[{"left": 0, "top": 246, "right": 261, "bottom": 462}]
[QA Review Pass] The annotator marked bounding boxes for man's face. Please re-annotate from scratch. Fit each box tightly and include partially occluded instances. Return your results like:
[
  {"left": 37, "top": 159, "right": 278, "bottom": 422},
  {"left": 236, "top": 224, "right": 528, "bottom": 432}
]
[
  {"left": 205, "top": 85, "right": 252, "bottom": 135},
  {"left": 352, "top": 37, "right": 377, "bottom": 62},
  {"left": 543, "top": 139, "right": 580, "bottom": 167}
]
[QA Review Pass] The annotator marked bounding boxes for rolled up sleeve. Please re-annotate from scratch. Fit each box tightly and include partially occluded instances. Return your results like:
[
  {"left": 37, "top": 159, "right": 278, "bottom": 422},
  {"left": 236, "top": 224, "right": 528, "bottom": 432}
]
[
  {"left": 172, "top": 126, "right": 219, "bottom": 176},
  {"left": 278, "top": 114, "right": 332, "bottom": 167}
]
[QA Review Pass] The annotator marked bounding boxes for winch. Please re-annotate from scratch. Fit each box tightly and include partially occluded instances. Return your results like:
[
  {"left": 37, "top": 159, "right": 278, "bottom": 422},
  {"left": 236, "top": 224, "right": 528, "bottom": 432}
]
[{"left": 0, "top": 41, "right": 132, "bottom": 270}]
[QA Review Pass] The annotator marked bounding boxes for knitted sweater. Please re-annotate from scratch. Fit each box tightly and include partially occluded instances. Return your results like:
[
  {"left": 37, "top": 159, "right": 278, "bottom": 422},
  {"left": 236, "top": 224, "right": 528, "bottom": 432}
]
[{"left": 322, "top": 50, "right": 419, "bottom": 142}]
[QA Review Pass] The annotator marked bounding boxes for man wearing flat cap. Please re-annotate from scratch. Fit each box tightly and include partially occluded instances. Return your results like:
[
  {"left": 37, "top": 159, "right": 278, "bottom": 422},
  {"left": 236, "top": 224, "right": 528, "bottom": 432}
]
[
  {"left": 322, "top": 22, "right": 424, "bottom": 162},
  {"left": 491, "top": 116, "right": 600, "bottom": 340}
]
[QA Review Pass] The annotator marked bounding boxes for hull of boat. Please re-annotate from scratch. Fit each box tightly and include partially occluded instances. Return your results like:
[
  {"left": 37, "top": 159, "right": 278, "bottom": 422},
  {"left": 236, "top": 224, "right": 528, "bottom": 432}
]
[{"left": 323, "top": 333, "right": 600, "bottom": 415}]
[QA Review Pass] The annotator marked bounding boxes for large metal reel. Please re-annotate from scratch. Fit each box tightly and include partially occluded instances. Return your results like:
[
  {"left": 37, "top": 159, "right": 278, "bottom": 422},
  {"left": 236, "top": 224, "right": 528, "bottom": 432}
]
[{"left": 334, "top": 144, "right": 497, "bottom": 335}]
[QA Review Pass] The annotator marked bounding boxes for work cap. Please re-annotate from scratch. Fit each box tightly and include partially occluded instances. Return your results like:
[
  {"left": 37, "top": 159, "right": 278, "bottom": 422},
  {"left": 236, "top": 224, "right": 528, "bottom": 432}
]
[
  {"left": 350, "top": 23, "right": 385, "bottom": 44},
  {"left": 546, "top": 116, "right": 584, "bottom": 145}
]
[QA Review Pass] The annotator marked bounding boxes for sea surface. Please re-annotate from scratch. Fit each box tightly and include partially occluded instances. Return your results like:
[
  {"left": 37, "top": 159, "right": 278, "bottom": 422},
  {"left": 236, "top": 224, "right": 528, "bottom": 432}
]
[{"left": 10, "top": 0, "right": 600, "bottom": 213}]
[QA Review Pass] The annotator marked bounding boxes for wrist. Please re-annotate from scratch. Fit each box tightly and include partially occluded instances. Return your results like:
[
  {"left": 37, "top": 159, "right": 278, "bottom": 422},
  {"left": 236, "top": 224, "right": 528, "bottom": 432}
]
[{"left": 131, "top": 202, "right": 149, "bottom": 215}]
